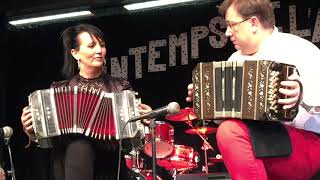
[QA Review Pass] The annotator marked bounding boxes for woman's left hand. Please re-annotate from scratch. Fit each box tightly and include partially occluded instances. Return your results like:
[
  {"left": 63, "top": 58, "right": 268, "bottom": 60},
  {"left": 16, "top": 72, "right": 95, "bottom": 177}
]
[{"left": 0, "top": 168, "right": 5, "bottom": 180}]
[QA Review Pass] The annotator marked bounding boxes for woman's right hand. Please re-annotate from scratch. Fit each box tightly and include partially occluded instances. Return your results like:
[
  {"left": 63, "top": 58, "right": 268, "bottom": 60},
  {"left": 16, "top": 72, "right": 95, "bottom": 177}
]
[{"left": 21, "top": 106, "right": 34, "bottom": 135}]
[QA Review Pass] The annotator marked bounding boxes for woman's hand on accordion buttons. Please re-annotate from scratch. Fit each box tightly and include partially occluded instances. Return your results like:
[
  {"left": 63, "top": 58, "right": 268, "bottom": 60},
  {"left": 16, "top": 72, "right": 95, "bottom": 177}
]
[
  {"left": 186, "top": 83, "right": 194, "bottom": 102},
  {"left": 21, "top": 106, "right": 34, "bottom": 135},
  {"left": 278, "top": 73, "right": 301, "bottom": 109},
  {"left": 138, "top": 103, "right": 152, "bottom": 125}
]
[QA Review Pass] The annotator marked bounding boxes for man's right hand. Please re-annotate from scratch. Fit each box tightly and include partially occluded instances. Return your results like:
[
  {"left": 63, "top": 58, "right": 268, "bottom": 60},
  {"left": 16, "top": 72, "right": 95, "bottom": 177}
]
[{"left": 186, "top": 83, "right": 194, "bottom": 102}]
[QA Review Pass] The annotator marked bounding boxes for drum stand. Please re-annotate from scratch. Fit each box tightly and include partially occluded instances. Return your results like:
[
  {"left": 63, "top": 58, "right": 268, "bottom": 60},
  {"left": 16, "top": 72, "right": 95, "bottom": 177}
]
[
  {"left": 201, "top": 134, "right": 210, "bottom": 174},
  {"left": 129, "top": 148, "right": 142, "bottom": 173},
  {"left": 171, "top": 169, "right": 177, "bottom": 180},
  {"left": 170, "top": 168, "right": 184, "bottom": 180},
  {"left": 185, "top": 121, "right": 214, "bottom": 174},
  {"left": 172, "top": 168, "right": 194, "bottom": 179}
]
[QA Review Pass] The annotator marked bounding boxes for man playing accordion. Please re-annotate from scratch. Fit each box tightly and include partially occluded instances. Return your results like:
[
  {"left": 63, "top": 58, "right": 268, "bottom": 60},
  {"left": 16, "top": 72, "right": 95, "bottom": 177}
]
[{"left": 187, "top": 0, "right": 320, "bottom": 179}]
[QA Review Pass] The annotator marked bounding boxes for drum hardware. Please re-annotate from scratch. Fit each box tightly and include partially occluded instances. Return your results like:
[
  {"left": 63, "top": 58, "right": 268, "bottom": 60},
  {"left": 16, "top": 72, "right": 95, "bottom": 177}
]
[
  {"left": 200, "top": 133, "right": 212, "bottom": 174},
  {"left": 184, "top": 127, "right": 217, "bottom": 135},
  {"left": 138, "top": 170, "right": 163, "bottom": 180},
  {"left": 169, "top": 168, "right": 198, "bottom": 180},
  {"left": 166, "top": 107, "right": 217, "bottom": 174},
  {"left": 125, "top": 148, "right": 144, "bottom": 173},
  {"left": 207, "top": 154, "right": 223, "bottom": 166},
  {"left": 184, "top": 121, "right": 214, "bottom": 152},
  {"left": 164, "top": 107, "right": 224, "bottom": 176},
  {"left": 184, "top": 120, "right": 215, "bottom": 174},
  {"left": 125, "top": 147, "right": 164, "bottom": 180},
  {"left": 123, "top": 123, "right": 161, "bottom": 180},
  {"left": 172, "top": 169, "right": 191, "bottom": 180}
]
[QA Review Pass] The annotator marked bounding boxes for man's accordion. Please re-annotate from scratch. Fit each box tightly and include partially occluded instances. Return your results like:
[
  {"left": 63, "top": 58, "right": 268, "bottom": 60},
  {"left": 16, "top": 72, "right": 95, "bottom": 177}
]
[
  {"left": 28, "top": 87, "right": 145, "bottom": 144},
  {"left": 192, "top": 60, "right": 299, "bottom": 121}
]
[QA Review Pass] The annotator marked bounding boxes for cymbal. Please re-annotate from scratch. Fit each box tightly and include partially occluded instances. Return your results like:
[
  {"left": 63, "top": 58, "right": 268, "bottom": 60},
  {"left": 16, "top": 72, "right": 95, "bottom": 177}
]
[
  {"left": 165, "top": 107, "right": 197, "bottom": 121},
  {"left": 185, "top": 127, "right": 218, "bottom": 135}
]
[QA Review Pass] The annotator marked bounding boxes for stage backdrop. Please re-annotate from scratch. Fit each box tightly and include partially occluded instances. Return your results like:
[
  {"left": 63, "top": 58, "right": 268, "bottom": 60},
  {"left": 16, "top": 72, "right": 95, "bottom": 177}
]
[{"left": 2, "top": 0, "right": 320, "bottom": 179}]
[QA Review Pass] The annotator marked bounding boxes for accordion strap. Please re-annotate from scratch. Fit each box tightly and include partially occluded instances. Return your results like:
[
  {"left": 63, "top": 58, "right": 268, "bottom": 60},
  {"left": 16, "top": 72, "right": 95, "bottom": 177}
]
[
  {"left": 244, "top": 79, "right": 302, "bottom": 157},
  {"left": 245, "top": 120, "right": 292, "bottom": 158}
]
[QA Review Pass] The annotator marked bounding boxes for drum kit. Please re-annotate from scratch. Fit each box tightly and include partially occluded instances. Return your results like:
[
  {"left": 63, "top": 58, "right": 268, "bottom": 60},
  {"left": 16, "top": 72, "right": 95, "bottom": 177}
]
[{"left": 125, "top": 107, "right": 224, "bottom": 179}]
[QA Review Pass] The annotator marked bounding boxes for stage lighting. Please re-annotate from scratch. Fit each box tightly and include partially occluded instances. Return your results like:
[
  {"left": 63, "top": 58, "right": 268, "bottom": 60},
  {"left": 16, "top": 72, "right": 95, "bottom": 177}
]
[
  {"left": 123, "top": 0, "right": 196, "bottom": 11},
  {"left": 9, "top": 10, "right": 93, "bottom": 26}
]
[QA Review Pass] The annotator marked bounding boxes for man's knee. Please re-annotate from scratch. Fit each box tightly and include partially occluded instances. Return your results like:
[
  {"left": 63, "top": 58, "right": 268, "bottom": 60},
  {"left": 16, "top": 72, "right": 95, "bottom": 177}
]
[{"left": 216, "top": 119, "right": 249, "bottom": 144}]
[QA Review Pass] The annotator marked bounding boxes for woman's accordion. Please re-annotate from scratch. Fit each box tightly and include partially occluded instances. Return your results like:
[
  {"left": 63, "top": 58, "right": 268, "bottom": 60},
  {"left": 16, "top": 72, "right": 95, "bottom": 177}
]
[
  {"left": 192, "top": 60, "right": 299, "bottom": 121},
  {"left": 28, "top": 86, "right": 145, "bottom": 143}
]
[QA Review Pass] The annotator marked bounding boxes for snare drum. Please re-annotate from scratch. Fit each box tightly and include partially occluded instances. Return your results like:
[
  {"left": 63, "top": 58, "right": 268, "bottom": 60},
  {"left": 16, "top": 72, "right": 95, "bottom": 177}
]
[
  {"left": 157, "top": 144, "right": 199, "bottom": 171},
  {"left": 144, "top": 121, "right": 174, "bottom": 158}
]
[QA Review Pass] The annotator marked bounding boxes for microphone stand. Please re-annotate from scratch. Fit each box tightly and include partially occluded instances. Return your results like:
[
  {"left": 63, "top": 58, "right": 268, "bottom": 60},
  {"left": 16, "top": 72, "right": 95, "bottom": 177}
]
[
  {"left": 5, "top": 138, "right": 16, "bottom": 180},
  {"left": 149, "top": 118, "right": 157, "bottom": 180}
]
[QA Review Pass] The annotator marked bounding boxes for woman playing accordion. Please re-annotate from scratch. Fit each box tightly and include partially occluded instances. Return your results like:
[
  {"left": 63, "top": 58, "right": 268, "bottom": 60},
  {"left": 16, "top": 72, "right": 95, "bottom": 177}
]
[{"left": 21, "top": 24, "right": 152, "bottom": 180}]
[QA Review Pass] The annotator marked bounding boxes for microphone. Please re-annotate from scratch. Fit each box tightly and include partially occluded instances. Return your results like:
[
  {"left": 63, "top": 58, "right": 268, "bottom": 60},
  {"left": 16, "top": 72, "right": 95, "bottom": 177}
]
[
  {"left": 0, "top": 126, "right": 13, "bottom": 139},
  {"left": 128, "top": 102, "right": 180, "bottom": 123}
]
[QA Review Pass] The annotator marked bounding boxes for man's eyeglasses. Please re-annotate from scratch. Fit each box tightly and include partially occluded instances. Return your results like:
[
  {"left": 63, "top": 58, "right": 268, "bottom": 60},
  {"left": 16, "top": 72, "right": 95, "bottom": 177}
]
[{"left": 226, "top": 17, "right": 251, "bottom": 29}]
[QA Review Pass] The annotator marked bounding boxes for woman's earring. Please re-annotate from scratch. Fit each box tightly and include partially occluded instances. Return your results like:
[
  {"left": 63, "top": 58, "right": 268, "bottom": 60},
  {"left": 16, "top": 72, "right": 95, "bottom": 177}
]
[
  {"left": 103, "top": 59, "right": 106, "bottom": 66},
  {"left": 77, "top": 59, "right": 80, "bottom": 70},
  {"left": 252, "top": 26, "right": 257, "bottom": 33}
]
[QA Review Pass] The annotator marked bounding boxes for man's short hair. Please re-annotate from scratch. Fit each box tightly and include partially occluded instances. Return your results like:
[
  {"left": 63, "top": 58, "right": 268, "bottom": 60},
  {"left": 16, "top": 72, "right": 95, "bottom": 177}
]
[{"left": 217, "top": 0, "right": 275, "bottom": 29}]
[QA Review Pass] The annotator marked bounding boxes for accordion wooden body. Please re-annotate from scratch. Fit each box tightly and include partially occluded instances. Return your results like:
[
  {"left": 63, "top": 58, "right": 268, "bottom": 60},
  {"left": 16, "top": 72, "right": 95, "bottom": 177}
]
[
  {"left": 192, "top": 60, "right": 299, "bottom": 121},
  {"left": 28, "top": 86, "right": 145, "bottom": 143}
]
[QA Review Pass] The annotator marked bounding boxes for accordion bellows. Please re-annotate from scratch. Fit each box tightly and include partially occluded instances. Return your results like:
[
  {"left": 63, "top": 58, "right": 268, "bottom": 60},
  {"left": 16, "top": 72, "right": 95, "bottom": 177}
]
[
  {"left": 192, "top": 60, "right": 299, "bottom": 121},
  {"left": 28, "top": 87, "right": 144, "bottom": 141}
]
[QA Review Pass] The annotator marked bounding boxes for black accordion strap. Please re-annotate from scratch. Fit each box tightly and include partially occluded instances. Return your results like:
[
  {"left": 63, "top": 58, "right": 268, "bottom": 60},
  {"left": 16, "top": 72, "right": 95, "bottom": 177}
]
[
  {"left": 245, "top": 78, "right": 302, "bottom": 157},
  {"left": 244, "top": 120, "right": 292, "bottom": 158}
]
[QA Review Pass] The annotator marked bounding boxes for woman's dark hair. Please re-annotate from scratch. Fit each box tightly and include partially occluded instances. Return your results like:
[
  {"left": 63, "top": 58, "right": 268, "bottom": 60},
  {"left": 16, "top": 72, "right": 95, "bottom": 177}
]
[
  {"left": 217, "top": 0, "right": 275, "bottom": 29},
  {"left": 60, "top": 23, "right": 105, "bottom": 79}
]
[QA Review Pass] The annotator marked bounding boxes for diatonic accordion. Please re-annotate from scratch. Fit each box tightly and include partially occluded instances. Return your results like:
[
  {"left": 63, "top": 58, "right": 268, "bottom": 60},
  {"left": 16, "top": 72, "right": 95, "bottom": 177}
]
[
  {"left": 192, "top": 60, "right": 299, "bottom": 121},
  {"left": 28, "top": 87, "right": 145, "bottom": 142}
]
